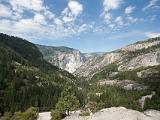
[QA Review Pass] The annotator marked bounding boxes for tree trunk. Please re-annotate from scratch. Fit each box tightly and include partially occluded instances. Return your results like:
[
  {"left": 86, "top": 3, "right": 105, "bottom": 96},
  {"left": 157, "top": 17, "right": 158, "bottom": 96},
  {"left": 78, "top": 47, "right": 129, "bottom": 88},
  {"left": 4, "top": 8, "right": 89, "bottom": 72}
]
[
  {"left": 67, "top": 110, "right": 69, "bottom": 116},
  {"left": 1, "top": 110, "right": 4, "bottom": 116}
]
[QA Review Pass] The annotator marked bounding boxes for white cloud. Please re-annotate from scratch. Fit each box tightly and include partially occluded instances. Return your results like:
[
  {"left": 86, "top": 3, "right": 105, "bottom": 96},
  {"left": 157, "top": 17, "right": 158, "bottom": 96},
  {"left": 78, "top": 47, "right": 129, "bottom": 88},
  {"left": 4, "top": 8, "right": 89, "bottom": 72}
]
[
  {"left": 62, "top": 16, "right": 73, "bottom": 23},
  {"left": 143, "top": 32, "right": 160, "bottom": 38},
  {"left": 34, "top": 14, "right": 46, "bottom": 25},
  {"left": 126, "top": 15, "right": 144, "bottom": 24},
  {"left": 149, "top": 15, "right": 157, "bottom": 22},
  {"left": 9, "top": 0, "right": 55, "bottom": 20},
  {"left": 0, "top": 14, "right": 89, "bottom": 41},
  {"left": 0, "top": 18, "right": 78, "bottom": 41},
  {"left": 44, "top": 10, "right": 55, "bottom": 20},
  {"left": 101, "top": 0, "right": 126, "bottom": 30},
  {"left": 10, "top": 0, "right": 44, "bottom": 12},
  {"left": 0, "top": 3, "right": 22, "bottom": 20},
  {"left": 101, "top": 0, "right": 145, "bottom": 32},
  {"left": 108, "top": 30, "right": 141, "bottom": 40},
  {"left": 62, "top": 7, "right": 74, "bottom": 23},
  {"left": 125, "top": 6, "right": 136, "bottom": 14},
  {"left": 108, "top": 31, "right": 160, "bottom": 40},
  {"left": 115, "top": 16, "right": 123, "bottom": 25},
  {"left": 127, "top": 16, "right": 138, "bottom": 23},
  {"left": 0, "top": 0, "right": 87, "bottom": 41},
  {"left": 143, "top": 0, "right": 160, "bottom": 11},
  {"left": 78, "top": 24, "right": 87, "bottom": 33},
  {"left": 102, "top": 0, "right": 123, "bottom": 24},
  {"left": 103, "top": 13, "right": 112, "bottom": 24},
  {"left": 54, "top": 18, "right": 63, "bottom": 26},
  {"left": 103, "top": 0, "right": 123, "bottom": 12},
  {"left": 62, "top": 14, "right": 74, "bottom": 23},
  {"left": 61, "top": 1, "right": 83, "bottom": 23},
  {"left": 68, "top": 1, "right": 83, "bottom": 16},
  {"left": 0, "top": 19, "right": 14, "bottom": 32},
  {"left": 108, "top": 24, "right": 116, "bottom": 29},
  {"left": 15, "top": 19, "right": 40, "bottom": 32},
  {"left": 0, "top": 4, "right": 12, "bottom": 17},
  {"left": 0, "top": 0, "right": 151, "bottom": 41}
]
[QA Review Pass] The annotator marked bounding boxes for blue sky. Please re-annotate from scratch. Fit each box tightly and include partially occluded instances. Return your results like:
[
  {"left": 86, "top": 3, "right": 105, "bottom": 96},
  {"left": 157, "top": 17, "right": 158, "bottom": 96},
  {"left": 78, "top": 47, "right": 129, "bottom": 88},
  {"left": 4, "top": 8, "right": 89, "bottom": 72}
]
[{"left": 0, "top": 0, "right": 160, "bottom": 52}]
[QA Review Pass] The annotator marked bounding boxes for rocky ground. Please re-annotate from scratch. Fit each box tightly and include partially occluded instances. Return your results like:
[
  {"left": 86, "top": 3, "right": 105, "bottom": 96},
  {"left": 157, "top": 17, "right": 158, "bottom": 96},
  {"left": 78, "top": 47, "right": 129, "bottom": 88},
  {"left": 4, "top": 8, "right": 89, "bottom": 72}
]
[
  {"left": 63, "top": 107, "right": 160, "bottom": 120},
  {"left": 37, "top": 107, "right": 160, "bottom": 120},
  {"left": 99, "top": 79, "right": 147, "bottom": 90},
  {"left": 38, "top": 112, "right": 51, "bottom": 120},
  {"left": 139, "top": 91, "right": 156, "bottom": 109}
]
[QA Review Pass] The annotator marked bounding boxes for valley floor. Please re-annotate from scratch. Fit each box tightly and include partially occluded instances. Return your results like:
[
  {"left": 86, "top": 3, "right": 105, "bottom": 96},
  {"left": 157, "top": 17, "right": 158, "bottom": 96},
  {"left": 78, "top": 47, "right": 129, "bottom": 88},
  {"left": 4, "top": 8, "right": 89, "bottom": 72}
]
[{"left": 37, "top": 107, "right": 160, "bottom": 120}]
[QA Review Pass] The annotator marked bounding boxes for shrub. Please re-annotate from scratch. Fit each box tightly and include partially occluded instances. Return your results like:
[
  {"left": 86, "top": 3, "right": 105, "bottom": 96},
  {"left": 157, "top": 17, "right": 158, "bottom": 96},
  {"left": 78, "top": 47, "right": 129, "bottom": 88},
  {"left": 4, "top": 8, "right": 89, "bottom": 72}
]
[
  {"left": 87, "top": 102, "right": 98, "bottom": 113},
  {"left": 12, "top": 112, "right": 24, "bottom": 120},
  {"left": 79, "top": 111, "right": 90, "bottom": 116},
  {"left": 0, "top": 112, "right": 12, "bottom": 120},
  {"left": 22, "top": 107, "right": 38, "bottom": 120},
  {"left": 51, "top": 109, "right": 62, "bottom": 120},
  {"left": 1, "top": 107, "right": 38, "bottom": 120}
]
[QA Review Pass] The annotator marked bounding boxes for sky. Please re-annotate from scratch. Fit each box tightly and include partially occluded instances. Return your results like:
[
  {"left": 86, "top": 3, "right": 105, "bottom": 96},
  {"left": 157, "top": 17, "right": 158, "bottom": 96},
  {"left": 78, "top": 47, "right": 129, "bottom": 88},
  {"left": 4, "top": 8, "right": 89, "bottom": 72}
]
[{"left": 0, "top": 0, "right": 160, "bottom": 53}]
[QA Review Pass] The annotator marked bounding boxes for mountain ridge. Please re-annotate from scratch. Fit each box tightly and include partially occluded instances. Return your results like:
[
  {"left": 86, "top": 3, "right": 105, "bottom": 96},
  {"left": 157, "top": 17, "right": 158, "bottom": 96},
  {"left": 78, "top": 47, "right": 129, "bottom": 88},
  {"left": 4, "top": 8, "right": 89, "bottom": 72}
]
[
  {"left": 0, "top": 33, "right": 77, "bottom": 114},
  {"left": 36, "top": 37, "right": 160, "bottom": 77}
]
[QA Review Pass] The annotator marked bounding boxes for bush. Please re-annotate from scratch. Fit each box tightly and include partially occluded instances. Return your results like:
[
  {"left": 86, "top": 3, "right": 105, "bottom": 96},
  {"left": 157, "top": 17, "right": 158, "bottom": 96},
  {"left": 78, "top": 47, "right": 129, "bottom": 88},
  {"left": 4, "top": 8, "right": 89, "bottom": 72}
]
[
  {"left": 12, "top": 112, "right": 24, "bottom": 120},
  {"left": 91, "top": 63, "right": 118, "bottom": 81},
  {"left": 51, "top": 109, "right": 62, "bottom": 120},
  {"left": 22, "top": 107, "right": 38, "bottom": 120},
  {"left": 79, "top": 111, "right": 90, "bottom": 116},
  {"left": 87, "top": 102, "right": 98, "bottom": 113},
  {"left": 0, "top": 107, "right": 38, "bottom": 120},
  {"left": 0, "top": 112, "right": 12, "bottom": 120}
]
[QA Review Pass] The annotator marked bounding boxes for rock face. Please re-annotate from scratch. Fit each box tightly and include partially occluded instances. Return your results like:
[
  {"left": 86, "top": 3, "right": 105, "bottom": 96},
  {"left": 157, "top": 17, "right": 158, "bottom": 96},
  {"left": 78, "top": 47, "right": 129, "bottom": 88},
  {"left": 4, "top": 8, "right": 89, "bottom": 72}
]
[
  {"left": 37, "top": 45, "right": 86, "bottom": 73},
  {"left": 74, "top": 37, "right": 160, "bottom": 78},
  {"left": 137, "top": 67, "right": 160, "bottom": 78},
  {"left": 51, "top": 50, "right": 85, "bottom": 73},
  {"left": 37, "top": 45, "right": 104, "bottom": 73},
  {"left": 121, "top": 38, "right": 160, "bottom": 52},
  {"left": 99, "top": 80, "right": 147, "bottom": 90},
  {"left": 118, "top": 50, "right": 160, "bottom": 71},
  {"left": 37, "top": 107, "right": 160, "bottom": 120},
  {"left": 37, "top": 37, "right": 160, "bottom": 77},
  {"left": 74, "top": 52, "right": 123, "bottom": 78},
  {"left": 139, "top": 92, "right": 156, "bottom": 109},
  {"left": 63, "top": 107, "right": 160, "bottom": 120}
]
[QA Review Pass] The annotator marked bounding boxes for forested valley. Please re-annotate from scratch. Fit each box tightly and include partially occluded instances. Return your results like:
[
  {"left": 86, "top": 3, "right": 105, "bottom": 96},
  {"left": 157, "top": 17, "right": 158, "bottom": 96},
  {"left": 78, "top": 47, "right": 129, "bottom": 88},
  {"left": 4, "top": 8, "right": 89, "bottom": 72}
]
[{"left": 0, "top": 33, "right": 160, "bottom": 120}]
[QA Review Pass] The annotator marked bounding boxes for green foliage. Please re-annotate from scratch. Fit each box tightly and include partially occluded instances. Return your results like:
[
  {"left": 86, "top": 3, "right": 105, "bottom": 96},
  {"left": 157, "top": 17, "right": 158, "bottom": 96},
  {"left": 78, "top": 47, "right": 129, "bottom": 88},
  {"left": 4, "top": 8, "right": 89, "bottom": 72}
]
[
  {"left": 0, "top": 113, "right": 12, "bottom": 120},
  {"left": 37, "top": 45, "right": 76, "bottom": 67},
  {"left": 0, "top": 33, "right": 76, "bottom": 114},
  {"left": 87, "top": 102, "right": 98, "bottom": 113},
  {"left": 21, "top": 107, "right": 38, "bottom": 120},
  {"left": 100, "top": 65, "right": 160, "bottom": 111},
  {"left": 56, "top": 84, "right": 80, "bottom": 115},
  {"left": 126, "top": 42, "right": 160, "bottom": 61},
  {"left": 51, "top": 109, "right": 62, "bottom": 120},
  {"left": 142, "top": 66, "right": 160, "bottom": 110},
  {"left": 37, "top": 45, "right": 74, "bottom": 56},
  {"left": 87, "top": 85, "right": 150, "bottom": 111},
  {"left": 79, "top": 111, "right": 90, "bottom": 116},
  {"left": 11, "top": 112, "right": 24, "bottom": 120},
  {"left": 1, "top": 33, "right": 159, "bottom": 115},
  {"left": 144, "top": 95, "right": 160, "bottom": 110},
  {"left": 91, "top": 63, "right": 118, "bottom": 81},
  {"left": 135, "top": 37, "right": 160, "bottom": 44},
  {"left": 0, "top": 107, "right": 38, "bottom": 120},
  {"left": 113, "top": 70, "right": 140, "bottom": 81}
]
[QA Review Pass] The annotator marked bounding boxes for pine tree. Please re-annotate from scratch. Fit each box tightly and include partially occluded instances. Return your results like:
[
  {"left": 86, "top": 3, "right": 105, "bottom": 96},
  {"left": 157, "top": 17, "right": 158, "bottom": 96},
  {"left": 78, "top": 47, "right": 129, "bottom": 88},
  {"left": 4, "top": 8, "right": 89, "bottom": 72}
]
[{"left": 56, "top": 85, "right": 80, "bottom": 115}]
